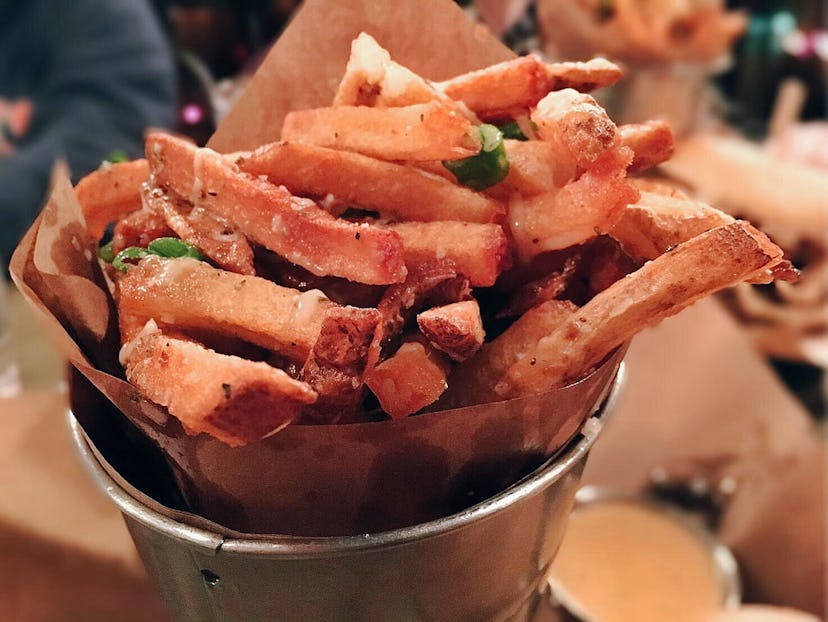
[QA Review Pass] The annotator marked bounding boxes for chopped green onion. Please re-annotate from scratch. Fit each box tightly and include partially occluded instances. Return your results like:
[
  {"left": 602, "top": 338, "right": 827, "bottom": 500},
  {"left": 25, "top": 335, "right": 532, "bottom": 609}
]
[
  {"left": 496, "top": 120, "right": 528, "bottom": 141},
  {"left": 98, "top": 241, "right": 115, "bottom": 263},
  {"left": 105, "top": 149, "right": 130, "bottom": 164},
  {"left": 442, "top": 124, "right": 509, "bottom": 191},
  {"left": 112, "top": 247, "right": 150, "bottom": 272},
  {"left": 111, "top": 237, "right": 204, "bottom": 272},
  {"left": 147, "top": 237, "right": 203, "bottom": 260}
]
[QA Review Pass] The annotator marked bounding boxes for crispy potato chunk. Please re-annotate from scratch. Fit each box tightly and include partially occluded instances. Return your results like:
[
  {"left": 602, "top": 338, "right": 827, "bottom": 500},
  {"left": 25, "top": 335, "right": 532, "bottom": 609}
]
[
  {"left": 146, "top": 132, "right": 407, "bottom": 285},
  {"left": 438, "top": 55, "right": 622, "bottom": 120},
  {"left": 76, "top": 159, "right": 149, "bottom": 240},
  {"left": 142, "top": 184, "right": 255, "bottom": 275},
  {"left": 366, "top": 341, "right": 451, "bottom": 418},
  {"left": 417, "top": 300, "right": 485, "bottom": 362},
  {"left": 117, "top": 256, "right": 333, "bottom": 361},
  {"left": 111, "top": 206, "right": 174, "bottom": 254},
  {"left": 509, "top": 147, "right": 638, "bottom": 260},
  {"left": 334, "top": 32, "right": 468, "bottom": 116},
  {"left": 619, "top": 120, "right": 675, "bottom": 174},
  {"left": 531, "top": 89, "right": 618, "bottom": 172},
  {"left": 238, "top": 141, "right": 503, "bottom": 224},
  {"left": 121, "top": 321, "right": 317, "bottom": 446},
  {"left": 386, "top": 221, "right": 511, "bottom": 287},
  {"left": 281, "top": 101, "right": 480, "bottom": 161},
  {"left": 299, "top": 306, "right": 381, "bottom": 424},
  {"left": 497, "top": 221, "right": 788, "bottom": 399}
]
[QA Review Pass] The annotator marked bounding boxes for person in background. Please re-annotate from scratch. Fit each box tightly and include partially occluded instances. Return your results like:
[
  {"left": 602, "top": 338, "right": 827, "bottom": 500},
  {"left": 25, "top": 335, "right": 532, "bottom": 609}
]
[{"left": 0, "top": 0, "right": 176, "bottom": 262}]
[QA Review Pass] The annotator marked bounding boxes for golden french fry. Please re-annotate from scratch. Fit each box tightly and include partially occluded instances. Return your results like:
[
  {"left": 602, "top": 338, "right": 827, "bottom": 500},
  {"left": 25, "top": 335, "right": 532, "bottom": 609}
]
[
  {"left": 76, "top": 159, "right": 149, "bottom": 239},
  {"left": 417, "top": 300, "right": 485, "bottom": 362},
  {"left": 121, "top": 320, "right": 317, "bottom": 447},
  {"left": 531, "top": 88, "right": 618, "bottom": 171},
  {"left": 386, "top": 221, "right": 510, "bottom": 287},
  {"left": 299, "top": 306, "right": 381, "bottom": 424},
  {"left": 238, "top": 141, "right": 503, "bottom": 224},
  {"left": 438, "top": 55, "right": 622, "bottom": 120},
  {"left": 618, "top": 120, "right": 675, "bottom": 174},
  {"left": 610, "top": 191, "right": 735, "bottom": 262},
  {"left": 146, "top": 132, "right": 407, "bottom": 285},
  {"left": 117, "top": 256, "right": 334, "bottom": 361},
  {"left": 509, "top": 147, "right": 638, "bottom": 260},
  {"left": 281, "top": 101, "right": 480, "bottom": 161},
  {"left": 497, "top": 221, "right": 788, "bottom": 399},
  {"left": 366, "top": 340, "right": 451, "bottom": 418},
  {"left": 439, "top": 299, "right": 577, "bottom": 409},
  {"left": 142, "top": 184, "right": 255, "bottom": 275}
]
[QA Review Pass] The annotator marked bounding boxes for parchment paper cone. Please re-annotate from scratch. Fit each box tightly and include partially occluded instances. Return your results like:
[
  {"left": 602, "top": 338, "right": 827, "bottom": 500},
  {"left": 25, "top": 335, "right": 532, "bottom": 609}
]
[{"left": 9, "top": 0, "right": 625, "bottom": 536}]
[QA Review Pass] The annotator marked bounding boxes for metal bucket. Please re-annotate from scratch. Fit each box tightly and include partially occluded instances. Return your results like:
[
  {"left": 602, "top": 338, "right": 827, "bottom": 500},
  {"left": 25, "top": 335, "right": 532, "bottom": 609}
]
[{"left": 68, "top": 365, "right": 625, "bottom": 622}]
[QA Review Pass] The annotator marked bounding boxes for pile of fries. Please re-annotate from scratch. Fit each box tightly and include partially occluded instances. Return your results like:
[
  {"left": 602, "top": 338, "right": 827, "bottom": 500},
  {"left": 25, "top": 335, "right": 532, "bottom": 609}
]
[
  {"left": 537, "top": 0, "right": 747, "bottom": 64},
  {"left": 75, "top": 33, "right": 792, "bottom": 446}
]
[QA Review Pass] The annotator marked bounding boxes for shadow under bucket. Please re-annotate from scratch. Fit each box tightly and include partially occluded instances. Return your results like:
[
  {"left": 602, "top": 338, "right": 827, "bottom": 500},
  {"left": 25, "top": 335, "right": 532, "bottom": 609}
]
[{"left": 68, "top": 365, "right": 625, "bottom": 622}]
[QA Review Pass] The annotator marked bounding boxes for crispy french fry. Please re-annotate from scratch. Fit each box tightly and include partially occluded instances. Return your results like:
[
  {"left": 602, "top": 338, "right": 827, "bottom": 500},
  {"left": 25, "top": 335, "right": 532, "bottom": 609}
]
[
  {"left": 497, "top": 221, "right": 788, "bottom": 399},
  {"left": 117, "top": 256, "right": 334, "bottom": 361},
  {"left": 509, "top": 147, "right": 638, "bottom": 260},
  {"left": 610, "top": 191, "right": 735, "bottom": 262},
  {"left": 142, "top": 184, "right": 255, "bottom": 275},
  {"left": 618, "top": 120, "right": 675, "bottom": 174},
  {"left": 121, "top": 320, "right": 317, "bottom": 446},
  {"left": 438, "top": 55, "right": 622, "bottom": 120},
  {"left": 417, "top": 300, "right": 485, "bottom": 362},
  {"left": 386, "top": 221, "right": 510, "bottom": 287},
  {"left": 146, "top": 132, "right": 407, "bottom": 285},
  {"left": 366, "top": 340, "right": 451, "bottom": 418},
  {"left": 439, "top": 299, "right": 577, "bottom": 409},
  {"left": 299, "top": 306, "right": 381, "bottom": 424},
  {"left": 531, "top": 88, "right": 618, "bottom": 170},
  {"left": 281, "top": 101, "right": 480, "bottom": 161},
  {"left": 76, "top": 159, "right": 149, "bottom": 240},
  {"left": 238, "top": 141, "right": 503, "bottom": 224}
]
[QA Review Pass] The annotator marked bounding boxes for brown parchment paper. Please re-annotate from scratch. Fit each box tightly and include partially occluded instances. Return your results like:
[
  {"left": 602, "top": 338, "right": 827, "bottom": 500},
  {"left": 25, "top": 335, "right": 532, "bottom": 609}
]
[{"left": 9, "top": 0, "right": 624, "bottom": 537}]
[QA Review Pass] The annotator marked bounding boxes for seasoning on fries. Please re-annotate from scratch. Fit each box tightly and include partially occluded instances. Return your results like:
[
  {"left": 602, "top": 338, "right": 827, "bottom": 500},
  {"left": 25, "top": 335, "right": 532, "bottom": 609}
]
[{"left": 74, "top": 33, "right": 794, "bottom": 446}]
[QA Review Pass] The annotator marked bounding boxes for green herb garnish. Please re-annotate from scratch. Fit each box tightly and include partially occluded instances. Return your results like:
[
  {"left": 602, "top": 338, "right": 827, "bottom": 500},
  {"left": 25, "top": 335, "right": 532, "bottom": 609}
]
[
  {"left": 111, "top": 237, "right": 204, "bottom": 272},
  {"left": 105, "top": 149, "right": 130, "bottom": 164},
  {"left": 443, "top": 124, "right": 509, "bottom": 191},
  {"left": 496, "top": 120, "right": 528, "bottom": 141},
  {"left": 98, "top": 241, "right": 115, "bottom": 263}
]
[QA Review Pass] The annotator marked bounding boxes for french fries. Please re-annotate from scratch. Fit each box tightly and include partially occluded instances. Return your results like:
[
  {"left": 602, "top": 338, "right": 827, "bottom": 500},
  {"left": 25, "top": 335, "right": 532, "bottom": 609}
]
[
  {"left": 146, "top": 132, "right": 407, "bottom": 285},
  {"left": 385, "top": 221, "right": 510, "bottom": 287},
  {"left": 117, "top": 256, "right": 333, "bottom": 361},
  {"left": 81, "top": 32, "right": 790, "bottom": 445},
  {"left": 121, "top": 320, "right": 317, "bottom": 447},
  {"left": 76, "top": 159, "right": 148, "bottom": 239},
  {"left": 238, "top": 141, "right": 503, "bottom": 224},
  {"left": 438, "top": 55, "right": 622, "bottom": 120},
  {"left": 282, "top": 101, "right": 480, "bottom": 161},
  {"left": 496, "top": 222, "right": 787, "bottom": 399}
]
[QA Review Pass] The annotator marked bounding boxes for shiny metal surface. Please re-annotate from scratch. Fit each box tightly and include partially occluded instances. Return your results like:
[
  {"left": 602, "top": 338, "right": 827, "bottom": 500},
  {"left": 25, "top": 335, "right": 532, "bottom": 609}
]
[{"left": 69, "top": 365, "right": 625, "bottom": 622}]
